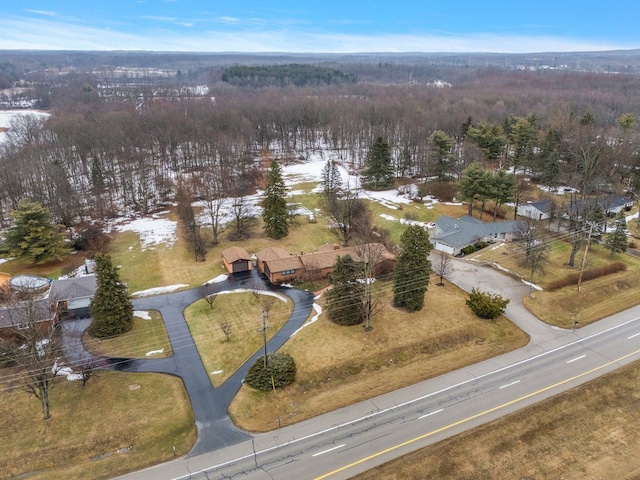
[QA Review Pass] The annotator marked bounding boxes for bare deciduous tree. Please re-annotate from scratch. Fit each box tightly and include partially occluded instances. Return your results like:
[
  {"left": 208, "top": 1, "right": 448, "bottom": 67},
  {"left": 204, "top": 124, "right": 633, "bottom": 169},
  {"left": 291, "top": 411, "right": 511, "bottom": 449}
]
[
  {"left": 353, "top": 242, "right": 387, "bottom": 331},
  {"left": 218, "top": 318, "right": 232, "bottom": 343},
  {"left": 433, "top": 250, "right": 453, "bottom": 286},
  {"left": 0, "top": 291, "right": 61, "bottom": 419}
]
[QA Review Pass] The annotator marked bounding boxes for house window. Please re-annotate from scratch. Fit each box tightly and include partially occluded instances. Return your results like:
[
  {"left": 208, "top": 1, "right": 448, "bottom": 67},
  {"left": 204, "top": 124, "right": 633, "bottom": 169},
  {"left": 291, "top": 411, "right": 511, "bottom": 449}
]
[{"left": 281, "top": 269, "right": 296, "bottom": 275}]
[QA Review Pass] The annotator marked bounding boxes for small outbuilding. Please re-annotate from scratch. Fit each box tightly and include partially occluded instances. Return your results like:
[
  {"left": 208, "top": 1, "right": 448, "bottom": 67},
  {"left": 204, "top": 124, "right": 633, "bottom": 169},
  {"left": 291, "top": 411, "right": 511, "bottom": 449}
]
[{"left": 221, "top": 246, "right": 252, "bottom": 274}]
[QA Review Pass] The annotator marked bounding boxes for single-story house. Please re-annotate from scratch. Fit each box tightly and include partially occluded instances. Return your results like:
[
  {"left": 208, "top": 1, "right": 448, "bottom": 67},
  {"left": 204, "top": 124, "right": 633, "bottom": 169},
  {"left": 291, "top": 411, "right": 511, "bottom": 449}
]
[
  {"left": 255, "top": 247, "right": 293, "bottom": 275},
  {"left": 0, "top": 299, "right": 52, "bottom": 331},
  {"left": 49, "top": 275, "right": 97, "bottom": 319},
  {"left": 262, "top": 255, "right": 305, "bottom": 284},
  {"left": 221, "top": 246, "right": 252, "bottom": 274},
  {"left": 259, "top": 243, "right": 396, "bottom": 284},
  {"left": 566, "top": 195, "right": 634, "bottom": 218},
  {"left": 431, "top": 215, "right": 522, "bottom": 256},
  {"left": 517, "top": 200, "right": 554, "bottom": 221}
]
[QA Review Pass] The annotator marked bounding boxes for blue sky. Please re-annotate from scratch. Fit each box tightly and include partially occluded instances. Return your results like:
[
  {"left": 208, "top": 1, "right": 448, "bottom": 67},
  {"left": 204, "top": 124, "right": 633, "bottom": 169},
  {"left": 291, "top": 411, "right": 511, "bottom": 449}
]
[{"left": 0, "top": 1, "right": 638, "bottom": 53}]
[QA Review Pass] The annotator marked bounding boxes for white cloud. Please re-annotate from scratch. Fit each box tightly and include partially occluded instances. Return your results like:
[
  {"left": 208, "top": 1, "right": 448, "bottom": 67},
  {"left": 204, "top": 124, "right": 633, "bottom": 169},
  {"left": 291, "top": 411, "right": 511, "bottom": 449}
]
[
  {"left": 217, "top": 16, "right": 240, "bottom": 24},
  {"left": 25, "top": 9, "right": 57, "bottom": 17},
  {"left": 141, "top": 15, "right": 177, "bottom": 22}
]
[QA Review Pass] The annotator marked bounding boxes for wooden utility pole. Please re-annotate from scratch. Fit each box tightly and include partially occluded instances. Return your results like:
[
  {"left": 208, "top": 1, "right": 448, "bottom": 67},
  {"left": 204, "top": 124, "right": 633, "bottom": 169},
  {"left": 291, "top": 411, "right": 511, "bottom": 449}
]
[
  {"left": 261, "top": 310, "right": 268, "bottom": 367},
  {"left": 577, "top": 224, "right": 594, "bottom": 292}
]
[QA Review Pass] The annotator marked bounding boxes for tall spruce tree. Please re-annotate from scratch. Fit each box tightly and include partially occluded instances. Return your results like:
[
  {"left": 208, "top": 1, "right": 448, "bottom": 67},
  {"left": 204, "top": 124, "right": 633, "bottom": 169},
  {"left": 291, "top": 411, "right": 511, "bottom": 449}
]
[
  {"left": 362, "top": 136, "right": 394, "bottom": 190},
  {"left": 393, "top": 225, "right": 432, "bottom": 311},
  {"left": 326, "top": 255, "right": 364, "bottom": 326},
  {"left": 321, "top": 160, "right": 343, "bottom": 198},
  {"left": 3, "top": 199, "right": 67, "bottom": 264},
  {"left": 89, "top": 254, "right": 133, "bottom": 338},
  {"left": 262, "top": 160, "right": 289, "bottom": 239},
  {"left": 606, "top": 210, "right": 628, "bottom": 256}
]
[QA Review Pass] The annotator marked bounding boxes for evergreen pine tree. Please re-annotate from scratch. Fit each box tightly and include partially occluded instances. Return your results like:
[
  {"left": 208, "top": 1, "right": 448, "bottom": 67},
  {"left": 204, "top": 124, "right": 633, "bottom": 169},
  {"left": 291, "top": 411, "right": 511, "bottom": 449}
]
[
  {"left": 321, "top": 160, "right": 343, "bottom": 198},
  {"left": 606, "top": 211, "right": 628, "bottom": 256},
  {"left": 393, "top": 225, "right": 433, "bottom": 311},
  {"left": 326, "top": 255, "right": 364, "bottom": 325},
  {"left": 589, "top": 203, "right": 606, "bottom": 244},
  {"left": 262, "top": 160, "right": 289, "bottom": 239},
  {"left": 89, "top": 254, "right": 134, "bottom": 338},
  {"left": 362, "top": 136, "right": 394, "bottom": 190},
  {"left": 458, "top": 163, "right": 491, "bottom": 217},
  {"left": 3, "top": 199, "right": 67, "bottom": 264}
]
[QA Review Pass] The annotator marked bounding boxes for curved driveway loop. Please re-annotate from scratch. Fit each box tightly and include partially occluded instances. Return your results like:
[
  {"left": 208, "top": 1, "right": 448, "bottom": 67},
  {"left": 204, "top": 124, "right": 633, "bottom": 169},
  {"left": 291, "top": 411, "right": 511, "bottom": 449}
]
[
  {"left": 68, "top": 271, "right": 314, "bottom": 456},
  {"left": 130, "top": 271, "right": 314, "bottom": 455}
]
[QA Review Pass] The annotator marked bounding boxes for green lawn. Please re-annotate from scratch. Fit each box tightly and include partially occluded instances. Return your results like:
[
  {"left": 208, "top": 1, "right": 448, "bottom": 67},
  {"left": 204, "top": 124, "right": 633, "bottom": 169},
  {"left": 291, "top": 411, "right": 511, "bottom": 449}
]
[
  {"left": 184, "top": 291, "right": 294, "bottom": 387},
  {"left": 83, "top": 310, "right": 172, "bottom": 358}
]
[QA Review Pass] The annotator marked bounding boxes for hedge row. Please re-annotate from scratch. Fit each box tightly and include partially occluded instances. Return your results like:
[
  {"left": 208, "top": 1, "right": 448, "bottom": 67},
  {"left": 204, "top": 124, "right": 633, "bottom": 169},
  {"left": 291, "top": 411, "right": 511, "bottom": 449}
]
[{"left": 547, "top": 261, "right": 627, "bottom": 291}]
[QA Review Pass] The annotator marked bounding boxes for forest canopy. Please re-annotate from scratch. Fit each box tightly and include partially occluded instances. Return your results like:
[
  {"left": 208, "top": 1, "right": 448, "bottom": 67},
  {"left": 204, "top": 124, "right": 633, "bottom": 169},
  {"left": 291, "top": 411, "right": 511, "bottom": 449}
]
[{"left": 221, "top": 64, "right": 356, "bottom": 87}]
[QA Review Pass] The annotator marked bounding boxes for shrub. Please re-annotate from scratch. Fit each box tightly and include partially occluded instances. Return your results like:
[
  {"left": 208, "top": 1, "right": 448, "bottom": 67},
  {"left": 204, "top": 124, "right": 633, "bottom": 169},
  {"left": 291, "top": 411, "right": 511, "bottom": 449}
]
[
  {"left": 465, "top": 288, "right": 510, "bottom": 319},
  {"left": 245, "top": 352, "right": 297, "bottom": 391},
  {"left": 474, "top": 241, "right": 488, "bottom": 250},
  {"left": 461, "top": 245, "right": 476, "bottom": 255},
  {"left": 547, "top": 261, "right": 627, "bottom": 291}
]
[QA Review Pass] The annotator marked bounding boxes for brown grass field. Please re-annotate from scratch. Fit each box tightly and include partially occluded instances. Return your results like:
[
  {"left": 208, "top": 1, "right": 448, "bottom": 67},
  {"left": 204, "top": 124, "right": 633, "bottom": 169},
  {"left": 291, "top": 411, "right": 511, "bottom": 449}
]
[
  {"left": 228, "top": 278, "right": 529, "bottom": 432},
  {"left": 0, "top": 372, "right": 195, "bottom": 480}
]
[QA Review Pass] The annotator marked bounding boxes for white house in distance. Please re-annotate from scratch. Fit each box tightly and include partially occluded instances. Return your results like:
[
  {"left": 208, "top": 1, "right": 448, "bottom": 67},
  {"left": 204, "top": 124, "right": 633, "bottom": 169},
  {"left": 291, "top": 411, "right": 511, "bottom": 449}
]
[
  {"left": 517, "top": 200, "right": 554, "bottom": 221},
  {"left": 430, "top": 215, "right": 522, "bottom": 256},
  {"left": 517, "top": 195, "right": 633, "bottom": 221}
]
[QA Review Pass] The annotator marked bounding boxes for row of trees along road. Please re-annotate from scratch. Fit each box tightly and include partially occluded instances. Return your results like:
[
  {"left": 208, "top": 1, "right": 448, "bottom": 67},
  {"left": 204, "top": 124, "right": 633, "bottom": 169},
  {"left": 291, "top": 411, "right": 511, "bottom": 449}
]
[{"left": 2, "top": 68, "right": 640, "bottom": 231}]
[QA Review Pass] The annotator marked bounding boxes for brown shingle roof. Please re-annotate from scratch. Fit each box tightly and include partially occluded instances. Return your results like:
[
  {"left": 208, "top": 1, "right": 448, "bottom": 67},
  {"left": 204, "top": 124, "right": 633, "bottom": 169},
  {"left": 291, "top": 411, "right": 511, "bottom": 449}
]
[
  {"left": 221, "top": 246, "right": 251, "bottom": 263},
  {"left": 255, "top": 246, "right": 291, "bottom": 262},
  {"left": 264, "top": 256, "right": 304, "bottom": 272}
]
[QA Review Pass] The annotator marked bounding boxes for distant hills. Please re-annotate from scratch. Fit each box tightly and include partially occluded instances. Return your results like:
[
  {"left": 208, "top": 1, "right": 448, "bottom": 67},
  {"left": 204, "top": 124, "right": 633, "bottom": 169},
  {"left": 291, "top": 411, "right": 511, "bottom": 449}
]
[{"left": 1, "top": 49, "right": 640, "bottom": 75}]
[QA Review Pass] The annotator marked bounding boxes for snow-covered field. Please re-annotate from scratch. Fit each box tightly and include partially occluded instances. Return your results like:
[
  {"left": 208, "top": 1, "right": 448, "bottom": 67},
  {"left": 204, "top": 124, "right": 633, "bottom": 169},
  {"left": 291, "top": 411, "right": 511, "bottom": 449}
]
[{"left": 0, "top": 110, "right": 50, "bottom": 144}]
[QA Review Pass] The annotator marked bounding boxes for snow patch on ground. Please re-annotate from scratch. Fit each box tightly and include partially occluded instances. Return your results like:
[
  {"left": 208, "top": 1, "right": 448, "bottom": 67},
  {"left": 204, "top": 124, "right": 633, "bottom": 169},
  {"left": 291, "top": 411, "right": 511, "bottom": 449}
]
[
  {"left": 204, "top": 274, "right": 228, "bottom": 285},
  {"left": 131, "top": 284, "right": 188, "bottom": 297},
  {"left": 291, "top": 302, "right": 323, "bottom": 337},
  {"left": 54, "top": 360, "right": 83, "bottom": 381},
  {"left": 216, "top": 288, "right": 289, "bottom": 303},
  {"left": 522, "top": 280, "right": 543, "bottom": 291},
  {"left": 0, "top": 258, "right": 11, "bottom": 265},
  {"left": 113, "top": 214, "right": 177, "bottom": 250},
  {"left": 134, "top": 310, "right": 152, "bottom": 320},
  {"left": 145, "top": 348, "right": 164, "bottom": 356},
  {"left": 210, "top": 370, "right": 223, "bottom": 375}
]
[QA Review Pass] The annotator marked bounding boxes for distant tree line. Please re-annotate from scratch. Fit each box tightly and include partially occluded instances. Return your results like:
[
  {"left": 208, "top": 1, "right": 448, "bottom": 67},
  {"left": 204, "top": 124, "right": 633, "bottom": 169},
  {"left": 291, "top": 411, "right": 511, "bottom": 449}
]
[{"left": 221, "top": 64, "right": 356, "bottom": 87}]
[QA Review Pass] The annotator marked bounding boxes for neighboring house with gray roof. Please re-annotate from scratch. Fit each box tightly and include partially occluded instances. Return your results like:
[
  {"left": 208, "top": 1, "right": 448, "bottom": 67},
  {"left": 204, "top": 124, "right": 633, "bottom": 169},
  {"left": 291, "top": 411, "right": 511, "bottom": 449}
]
[
  {"left": 517, "top": 200, "right": 555, "bottom": 221},
  {"left": 49, "top": 275, "right": 97, "bottom": 319},
  {"left": 431, "top": 215, "right": 522, "bottom": 256},
  {"left": 566, "top": 195, "right": 634, "bottom": 217}
]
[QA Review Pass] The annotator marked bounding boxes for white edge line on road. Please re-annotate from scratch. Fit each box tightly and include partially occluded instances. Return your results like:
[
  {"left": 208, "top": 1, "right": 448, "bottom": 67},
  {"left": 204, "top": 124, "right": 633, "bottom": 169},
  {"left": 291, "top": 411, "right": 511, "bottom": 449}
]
[
  {"left": 312, "top": 444, "right": 346, "bottom": 457},
  {"left": 628, "top": 332, "right": 640, "bottom": 339},
  {"left": 567, "top": 355, "right": 586, "bottom": 363},
  {"left": 171, "top": 314, "right": 640, "bottom": 480},
  {"left": 418, "top": 409, "right": 444, "bottom": 419},
  {"left": 499, "top": 380, "right": 521, "bottom": 389}
]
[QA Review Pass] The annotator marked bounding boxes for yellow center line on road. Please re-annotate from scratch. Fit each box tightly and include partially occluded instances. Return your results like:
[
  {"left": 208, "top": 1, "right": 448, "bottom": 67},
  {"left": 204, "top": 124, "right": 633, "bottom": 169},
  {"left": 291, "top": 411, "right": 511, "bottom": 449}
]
[{"left": 315, "top": 348, "right": 640, "bottom": 480}]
